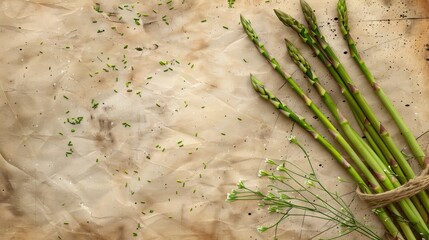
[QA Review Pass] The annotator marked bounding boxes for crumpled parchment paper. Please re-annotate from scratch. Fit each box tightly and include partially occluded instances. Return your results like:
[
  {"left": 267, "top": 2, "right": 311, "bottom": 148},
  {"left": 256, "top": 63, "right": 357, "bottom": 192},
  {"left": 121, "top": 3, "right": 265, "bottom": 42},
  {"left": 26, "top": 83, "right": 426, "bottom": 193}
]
[{"left": 0, "top": 0, "right": 428, "bottom": 239}]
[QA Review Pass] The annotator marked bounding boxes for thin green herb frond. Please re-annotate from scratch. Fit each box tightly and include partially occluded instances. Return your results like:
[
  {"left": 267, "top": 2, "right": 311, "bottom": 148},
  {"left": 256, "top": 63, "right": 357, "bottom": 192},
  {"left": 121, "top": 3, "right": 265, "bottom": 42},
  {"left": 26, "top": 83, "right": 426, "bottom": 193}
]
[{"left": 227, "top": 137, "right": 381, "bottom": 240}]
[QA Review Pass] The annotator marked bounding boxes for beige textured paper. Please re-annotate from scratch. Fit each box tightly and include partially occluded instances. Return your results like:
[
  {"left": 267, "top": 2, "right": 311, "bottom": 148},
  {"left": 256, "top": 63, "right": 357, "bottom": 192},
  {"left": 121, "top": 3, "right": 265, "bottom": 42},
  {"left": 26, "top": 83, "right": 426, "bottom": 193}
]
[{"left": 0, "top": 0, "right": 428, "bottom": 239}]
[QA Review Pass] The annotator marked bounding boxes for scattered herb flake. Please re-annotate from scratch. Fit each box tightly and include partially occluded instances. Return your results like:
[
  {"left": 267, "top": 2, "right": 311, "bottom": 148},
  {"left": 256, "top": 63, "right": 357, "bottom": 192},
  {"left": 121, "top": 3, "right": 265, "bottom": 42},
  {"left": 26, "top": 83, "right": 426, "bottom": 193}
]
[
  {"left": 67, "top": 117, "right": 84, "bottom": 125},
  {"left": 228, "top": 0, "right": 236, "bottom": 8},
  {"left": 93, "top": 3, "right": 103, "bottom": 13},
  {"left": 91, "top": 99, "right": 99, "bottom": 109}
]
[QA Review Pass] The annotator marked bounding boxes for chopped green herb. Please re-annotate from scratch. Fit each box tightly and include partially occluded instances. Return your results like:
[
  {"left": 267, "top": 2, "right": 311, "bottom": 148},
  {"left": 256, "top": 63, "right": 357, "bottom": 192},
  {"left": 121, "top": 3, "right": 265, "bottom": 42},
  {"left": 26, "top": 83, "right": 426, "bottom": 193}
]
[
  {"left": 228, "top": 0, "right": 235, "bottom": 8},
  {"left": 93, "top": 3, "right": 103, "bottom": 13},
  {"left": 122, "top": 122, "right": 131, "bottom": 128},
  {"left": 67, "top": 117, "right": 83, "bottom": 125},
  {"left": 91, "top": 99, "right": 99, "bottom": 109}
]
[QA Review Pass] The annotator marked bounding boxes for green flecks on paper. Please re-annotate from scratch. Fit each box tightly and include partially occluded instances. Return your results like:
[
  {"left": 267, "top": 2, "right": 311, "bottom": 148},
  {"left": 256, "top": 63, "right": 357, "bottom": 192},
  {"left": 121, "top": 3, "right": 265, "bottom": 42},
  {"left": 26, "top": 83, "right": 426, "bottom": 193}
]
[
  {"left": 93, "top": 3, "right": 103, "bottom": 13},
  {"left": 67, "top": 117, "right": 83, "bottom": 125},
  {"left": 228, "top": 0, "right": 235, "bottom": 8},
  {"left": 91, "top": 99, "right": 99, "bottom": 109}
]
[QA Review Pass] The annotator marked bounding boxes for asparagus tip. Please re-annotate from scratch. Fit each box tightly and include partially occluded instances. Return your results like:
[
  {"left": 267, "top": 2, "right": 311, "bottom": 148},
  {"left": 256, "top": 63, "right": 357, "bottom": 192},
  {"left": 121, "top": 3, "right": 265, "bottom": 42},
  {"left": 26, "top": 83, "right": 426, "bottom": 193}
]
[
  {"left": 273, "top": 9, "right": 295, "bottom": 27},
  {"left": 300, "top": 0, "right": 318, "bottom": 30},
  {"left": 250, "top": 75, "right": 264, "bottom": 94},
  {"left": 240, "top": 14, "right": 247, "bottom": 24},
  {"left": 337, "top": 0, "right": 350, "bottom": 35},
  {"left": 300, "top": 0, "right": 313, "bottom": 17}
]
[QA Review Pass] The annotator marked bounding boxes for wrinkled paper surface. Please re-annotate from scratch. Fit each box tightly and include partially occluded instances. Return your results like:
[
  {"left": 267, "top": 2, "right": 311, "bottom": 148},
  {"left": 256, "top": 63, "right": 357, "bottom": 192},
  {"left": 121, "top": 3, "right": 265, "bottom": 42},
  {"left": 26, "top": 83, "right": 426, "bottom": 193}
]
[{"left": 1, "top": 0, "right": 428, "bottom": 239}]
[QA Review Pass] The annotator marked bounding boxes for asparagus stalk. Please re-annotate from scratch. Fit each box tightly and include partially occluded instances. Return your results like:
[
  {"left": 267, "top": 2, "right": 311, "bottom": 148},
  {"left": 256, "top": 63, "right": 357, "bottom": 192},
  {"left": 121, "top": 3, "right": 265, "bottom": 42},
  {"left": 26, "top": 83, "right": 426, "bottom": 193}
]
[
  {"left": 286, "top": 39, "right": 427, "bottom": 222},
  {"left": 298, "top": 0, "right": 429, "bottom": 215},
  {"left": 250, "top": 75, "right": 406, "bottom": 239},
  {"left": 274, "top": 8, "right": 410, "bottom": 187},
  {"left": 241, "top": 15, "right": 418, "bottom": 238},
  {"left": 274, "top": 6, "right": 429, "bottom": 217},
  {"left": 337, "top": 0, "right": 426, "bottom": 166},
  {"left": 284, "top": 38, "right": 403, "bottom": 180},
  {"left": 271, "top": 9, "right": 429, "bottom": 237},
  {"left": 240, "top": 15, "right": 387, "bottom": 193}
]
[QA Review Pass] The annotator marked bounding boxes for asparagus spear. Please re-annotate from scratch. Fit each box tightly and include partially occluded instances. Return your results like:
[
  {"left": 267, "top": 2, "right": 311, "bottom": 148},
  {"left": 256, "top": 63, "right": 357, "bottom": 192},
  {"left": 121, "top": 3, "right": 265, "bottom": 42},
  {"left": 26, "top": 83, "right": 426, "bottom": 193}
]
[
  {"left": 298, "top": 0, "right": 429, "bottom": 215},
  {"left": 250, "top": 75, "right": 407, "bottom": 239},
  {"left": 275, "top": 6, "right": 429, "bottom": 219},
  {"left": 284, "top": 38, "right": 408, "bottom": 181},
  {"left": 337, "top": 0, "right": 426, "bottom": 166},
  {"left": 241, "top": 15, "right": 418, "bottom": 238},
  {"left": 271, "top": 9, "right": 429, "bottom": 237},
  {"left": 240, "top": 15, "right": 388, "bottom": 194},
  {"left": 286, "top": 38, "right": 428, "bottom": 222},
  {"left": 274, "top": 8, "right": 408, "bottom": 185}
]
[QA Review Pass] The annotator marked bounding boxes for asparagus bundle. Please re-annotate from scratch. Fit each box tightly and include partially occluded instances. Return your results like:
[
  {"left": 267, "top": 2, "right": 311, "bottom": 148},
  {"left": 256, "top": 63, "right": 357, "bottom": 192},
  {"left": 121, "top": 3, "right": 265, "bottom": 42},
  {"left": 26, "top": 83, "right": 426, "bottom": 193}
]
[{"left": 230, "top": 1, "right": 429, "bottom": 239}]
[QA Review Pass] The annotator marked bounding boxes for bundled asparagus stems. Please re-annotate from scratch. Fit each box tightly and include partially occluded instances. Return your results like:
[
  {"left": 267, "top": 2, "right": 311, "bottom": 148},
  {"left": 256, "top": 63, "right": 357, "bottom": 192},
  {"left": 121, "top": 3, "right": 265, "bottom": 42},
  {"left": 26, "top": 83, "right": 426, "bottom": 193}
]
[{"left": 229, "top": 0, "right": 429, "bottom": 239}]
